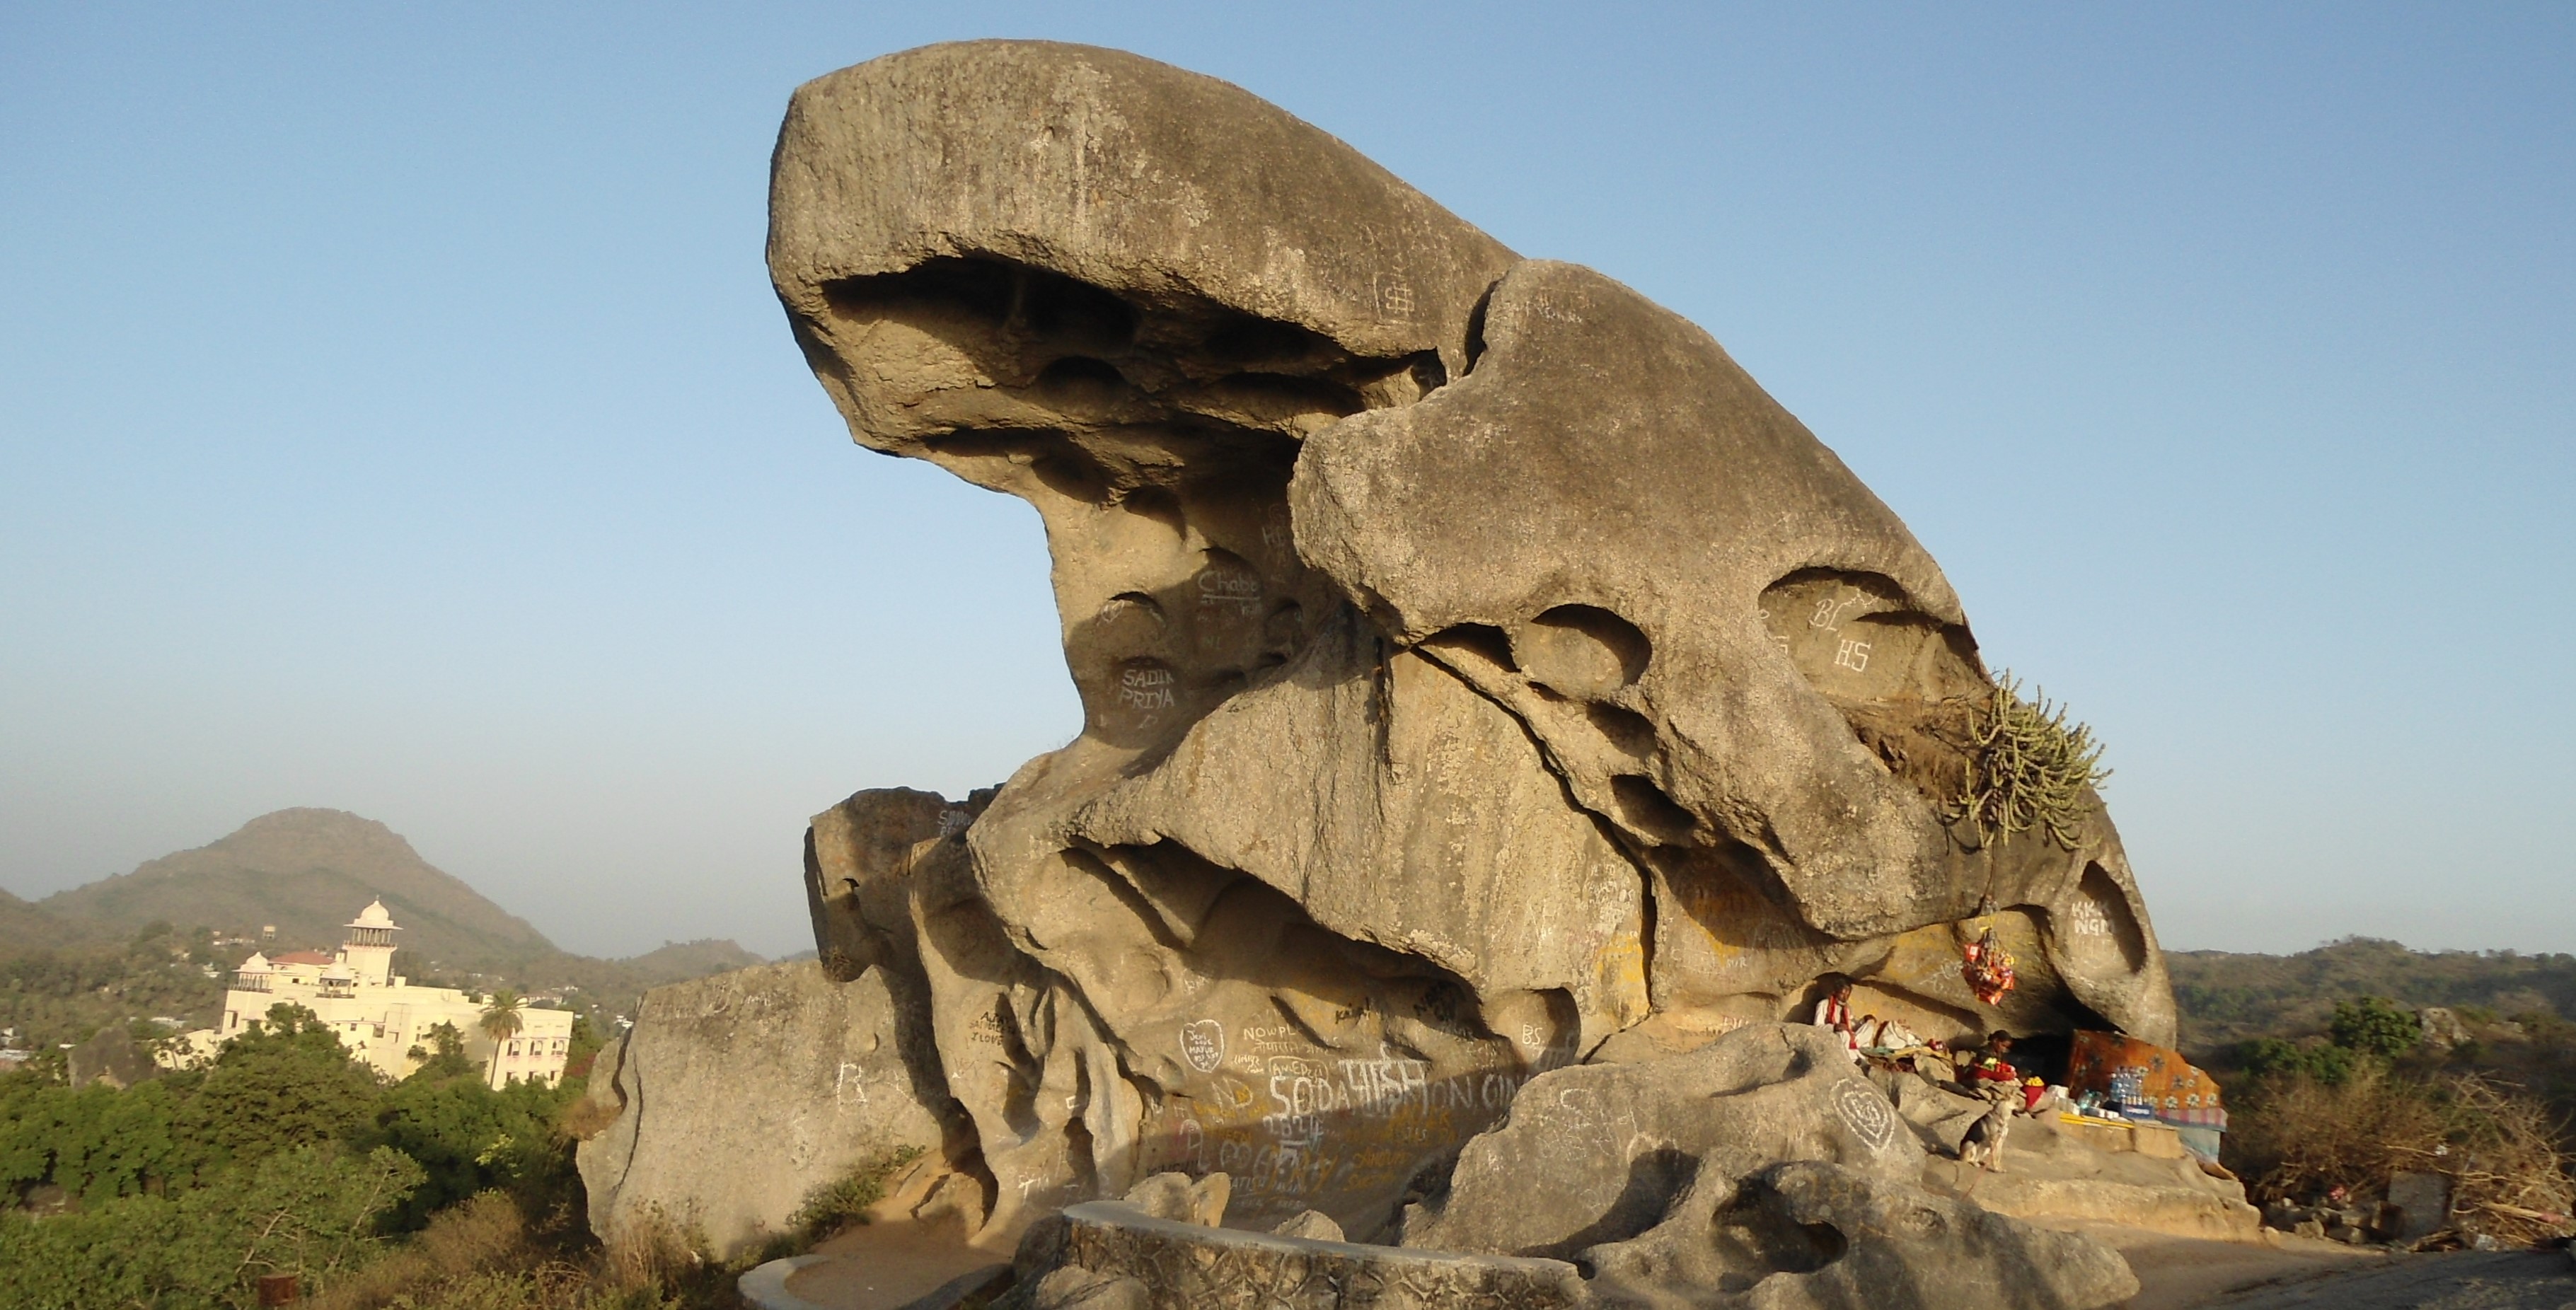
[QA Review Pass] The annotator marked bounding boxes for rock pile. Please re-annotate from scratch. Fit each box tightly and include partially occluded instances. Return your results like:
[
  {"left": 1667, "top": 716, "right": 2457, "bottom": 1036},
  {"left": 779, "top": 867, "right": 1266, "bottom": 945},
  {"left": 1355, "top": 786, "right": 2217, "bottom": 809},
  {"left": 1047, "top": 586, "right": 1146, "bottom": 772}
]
[{"left": 594, "top": 39, "right": 2193, "bottom": 1308}]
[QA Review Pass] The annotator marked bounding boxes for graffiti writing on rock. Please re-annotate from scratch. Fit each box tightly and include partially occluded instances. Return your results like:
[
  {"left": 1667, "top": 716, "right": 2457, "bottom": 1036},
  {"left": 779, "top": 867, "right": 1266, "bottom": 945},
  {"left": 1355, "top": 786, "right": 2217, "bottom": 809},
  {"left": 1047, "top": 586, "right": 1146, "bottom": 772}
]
[
  {"left": 1197, "top": 566, "right": 1263, "bottom": 618},
  {"left": 1145, "top": 1050, "right": 1540, "bottom": 1221},
  {"left": 1179, "top": 1019, "right": 1227, "bottom": 1073},
  {"left": 1117, "top": 663, "right": 1177, "bottom": 711}
]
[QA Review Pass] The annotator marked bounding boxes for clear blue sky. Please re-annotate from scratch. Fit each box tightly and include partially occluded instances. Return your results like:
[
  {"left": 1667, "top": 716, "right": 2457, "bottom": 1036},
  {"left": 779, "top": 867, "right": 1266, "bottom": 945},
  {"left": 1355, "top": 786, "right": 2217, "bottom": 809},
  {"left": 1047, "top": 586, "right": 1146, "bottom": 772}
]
[{"left": 3, "top": 4, "right": 2568, "bottom": 960}]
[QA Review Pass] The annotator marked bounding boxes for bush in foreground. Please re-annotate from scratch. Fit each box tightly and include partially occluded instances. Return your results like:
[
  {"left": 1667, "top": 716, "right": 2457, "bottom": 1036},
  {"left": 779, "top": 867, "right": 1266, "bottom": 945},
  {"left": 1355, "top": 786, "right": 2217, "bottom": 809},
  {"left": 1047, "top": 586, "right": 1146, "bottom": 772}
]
[
  {"left": 2228, "top": 1065, "right": 2572, "bottom": 1246},
  {"left": 0, "top": 1145, "right": 424, "bottom": 1310}
]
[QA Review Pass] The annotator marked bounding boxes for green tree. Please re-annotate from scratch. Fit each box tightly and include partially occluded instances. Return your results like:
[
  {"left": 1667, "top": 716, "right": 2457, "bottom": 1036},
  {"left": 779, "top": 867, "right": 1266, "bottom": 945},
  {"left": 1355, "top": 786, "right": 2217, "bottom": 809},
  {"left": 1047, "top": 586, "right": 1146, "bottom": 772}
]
[
  {"left": 403, "top": 1021, "right": 475, "bottom": 1079},
  {"left": 0, "top": 1069, "right": 201, "bottom": 1204},
  {"left": 2242, "top": 1036, "right": 2360, "bottom": 1086},
  {"left": 364, "top": 1072, "right": 572, "bottom": 1230},
  {"left": 48, "top": 1079, "right": 191, "bottom": 1204},
  {"left": 0, "top": 1144, "right": 423, "bottom": 1310},
  {"left": 560, "top": 1014, "right": 605, "bottom": 1084},
  {"left": 2329, "top": 995, "right": 2423, "bottom": 1062},
  {"left": 478, "top": 990, "right": 525, "bottom": 1046},
  {"left": 173, "top": 1003, "right": 383, "bottom": 1168}
]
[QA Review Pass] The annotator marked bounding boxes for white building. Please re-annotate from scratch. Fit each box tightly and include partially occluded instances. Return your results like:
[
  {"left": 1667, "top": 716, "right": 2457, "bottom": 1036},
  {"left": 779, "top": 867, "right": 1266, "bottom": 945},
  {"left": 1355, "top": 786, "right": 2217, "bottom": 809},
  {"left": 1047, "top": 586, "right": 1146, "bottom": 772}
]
[{"left": 181, "top": 900, "right": 573, "bottom": 1088}]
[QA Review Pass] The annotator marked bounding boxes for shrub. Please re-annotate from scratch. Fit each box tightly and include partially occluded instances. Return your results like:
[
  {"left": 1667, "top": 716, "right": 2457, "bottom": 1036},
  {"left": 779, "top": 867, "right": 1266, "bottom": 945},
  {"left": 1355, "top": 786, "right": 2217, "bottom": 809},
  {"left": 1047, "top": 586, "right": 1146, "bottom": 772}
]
[
  {"left": 2241, "top": 1036, "right": 2361, "bottom": 1086},
  {"left": 2330, "top": 995, "right": 2425, "bottom": 1062},
  {"left": 2227, "top": 1067, "right": 2573, "bottom": 1246},
  {"left": 785, "top": 1145, "right": 927, "bottom": 1244},
  {"left": 1945, "top": 673, "right": 2110, "bottom": 849},
  {"left": 558, "top": 1089, "right": 623, "bottom": 1142},
  {"left": 309, "top": 1190, "right": 530, "bottom": 1310}
]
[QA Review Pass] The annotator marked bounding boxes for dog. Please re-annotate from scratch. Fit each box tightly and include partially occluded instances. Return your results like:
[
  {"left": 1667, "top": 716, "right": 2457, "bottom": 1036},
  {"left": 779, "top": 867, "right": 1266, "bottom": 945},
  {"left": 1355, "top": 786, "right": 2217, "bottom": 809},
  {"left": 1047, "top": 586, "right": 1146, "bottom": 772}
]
[{"left": 1959, "top": 1093, "right": 2015, "bottom": 1173}]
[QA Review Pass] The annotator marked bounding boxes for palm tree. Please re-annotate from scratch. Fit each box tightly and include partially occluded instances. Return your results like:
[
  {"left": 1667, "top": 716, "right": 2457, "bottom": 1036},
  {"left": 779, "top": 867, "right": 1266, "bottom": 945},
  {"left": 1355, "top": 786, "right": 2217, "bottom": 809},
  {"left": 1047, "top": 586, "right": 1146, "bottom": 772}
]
[{"left": 478, "top": 989, "right": 525, "bottom": 1045}]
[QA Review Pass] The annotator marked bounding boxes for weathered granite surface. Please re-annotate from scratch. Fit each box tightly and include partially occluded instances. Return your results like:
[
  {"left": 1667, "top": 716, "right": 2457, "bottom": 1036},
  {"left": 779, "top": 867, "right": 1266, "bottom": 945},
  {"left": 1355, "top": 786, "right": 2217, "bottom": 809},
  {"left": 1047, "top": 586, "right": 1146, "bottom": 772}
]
[
  {"left": 577, "top": 961, "right": 953, "bottom": 1258},
  {"left": 622, "top": 35, "right": 2204, "bottom": 1308}
]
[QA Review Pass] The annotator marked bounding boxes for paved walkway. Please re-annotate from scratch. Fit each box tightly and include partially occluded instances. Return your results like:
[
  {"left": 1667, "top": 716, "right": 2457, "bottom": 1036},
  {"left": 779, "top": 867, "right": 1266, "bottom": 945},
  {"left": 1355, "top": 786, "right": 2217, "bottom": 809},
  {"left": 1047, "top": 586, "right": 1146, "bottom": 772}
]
[{"left": 773, "top": 1213, "right": 1008, "bottom": 1310}]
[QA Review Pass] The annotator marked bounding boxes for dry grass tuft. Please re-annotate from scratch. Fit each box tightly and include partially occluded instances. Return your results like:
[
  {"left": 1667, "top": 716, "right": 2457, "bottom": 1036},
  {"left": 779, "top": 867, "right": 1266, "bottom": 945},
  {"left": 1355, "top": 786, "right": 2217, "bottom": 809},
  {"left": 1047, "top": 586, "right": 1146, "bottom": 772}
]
[
  {"left": 311, "top": 1192, "right": 532, "bottom": 1310},
  {"left": 311, "top": 1195, "right": 746, "bottom": 1310},
  {"left": 558, "top": 1094, "right": 624, "bottom": 1143}
]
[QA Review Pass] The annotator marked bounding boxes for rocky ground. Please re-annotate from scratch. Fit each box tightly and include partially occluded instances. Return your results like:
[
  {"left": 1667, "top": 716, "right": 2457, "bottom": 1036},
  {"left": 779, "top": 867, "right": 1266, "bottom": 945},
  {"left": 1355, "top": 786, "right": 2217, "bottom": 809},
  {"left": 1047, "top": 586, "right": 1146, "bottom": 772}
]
[{"left": 750, "top": 1224, "right": 2576, "bottom": 1310}]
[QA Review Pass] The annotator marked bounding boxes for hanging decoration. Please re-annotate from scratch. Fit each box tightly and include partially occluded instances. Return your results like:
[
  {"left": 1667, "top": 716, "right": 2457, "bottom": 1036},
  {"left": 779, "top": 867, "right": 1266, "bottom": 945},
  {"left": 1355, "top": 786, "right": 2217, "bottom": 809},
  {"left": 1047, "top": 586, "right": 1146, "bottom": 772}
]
[{"left": 1961, "top": 926, "right": 2017, "bottom": 1006}]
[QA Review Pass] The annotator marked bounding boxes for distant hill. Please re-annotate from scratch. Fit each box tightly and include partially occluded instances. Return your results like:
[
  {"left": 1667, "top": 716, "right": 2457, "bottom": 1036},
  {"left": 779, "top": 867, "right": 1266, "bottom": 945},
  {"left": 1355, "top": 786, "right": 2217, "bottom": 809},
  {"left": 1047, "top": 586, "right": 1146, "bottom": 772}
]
[
  {"left": 0, "top": 887, "right": 88, "bottom": 958},
  {"left": 618, "top": 939, "right": 769, "bottom": 987},
  {"left": 39, "top": 809, "right": 560, "bottom": 973},
  {"left": 2171, "top": 937, "right": 2576, "bottom": 1054},
  {"left": 4, "top": 807, "right": 818, "bottom": 1041}
]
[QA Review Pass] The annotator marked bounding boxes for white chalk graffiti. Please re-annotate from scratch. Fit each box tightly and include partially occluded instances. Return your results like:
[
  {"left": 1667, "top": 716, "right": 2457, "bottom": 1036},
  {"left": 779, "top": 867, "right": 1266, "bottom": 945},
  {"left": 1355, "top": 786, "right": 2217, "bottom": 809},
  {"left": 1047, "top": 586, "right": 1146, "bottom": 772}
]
[
  {"left": 1237, "top": 1024, "right": 1307, "bottom": 1052},
  {"left": 833, "top": 1060, "right": 871, "bottom": 1108},
  {"left": 1255, "top": 1051, "right": 1532, "bottom": 1144},
  {"left": 1760, "top": 608, "right": 1794, "bottom": 655},
  {"left": 1196, "top": 568, "right": 1262, "bottom": 617},
  {"left": 1832, "top": 1079, "right": 1897, "bottom": 1153},
  {"left": 1117, "top": 664, "right": 1176, "bottom": 712},
  {"left": 1180, "top": 1019, "right": 1227, "bottom": 1073},
  {"left": 1375, "top": 277, "right": 1416, "bottom": 316},
  {"left": 1834, "top": 638, "right": 1873, "bottom": 672},
  {"left": 1809, "top": 591, "right": 1864, "bottom": 630},
  {"left": 2070, "top": 898, "right": 2114, "bottom": 939}
]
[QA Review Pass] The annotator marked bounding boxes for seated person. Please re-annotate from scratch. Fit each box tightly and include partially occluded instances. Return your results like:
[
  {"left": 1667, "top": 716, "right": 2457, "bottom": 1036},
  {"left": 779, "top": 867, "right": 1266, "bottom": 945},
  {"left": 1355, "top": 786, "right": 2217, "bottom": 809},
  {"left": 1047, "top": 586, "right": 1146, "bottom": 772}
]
[
  {"left": 1810, "top": 978, "right": 1862, "bottom": 1062},
  {"left": 1965, "top": 1031, "right": 2021, "bottom": 1098}
]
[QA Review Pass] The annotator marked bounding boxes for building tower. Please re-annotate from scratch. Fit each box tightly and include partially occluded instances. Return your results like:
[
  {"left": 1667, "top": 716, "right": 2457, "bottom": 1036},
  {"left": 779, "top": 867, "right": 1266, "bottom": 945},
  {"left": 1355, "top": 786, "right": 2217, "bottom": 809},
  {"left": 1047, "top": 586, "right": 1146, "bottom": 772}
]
[{"left": 342, "top": 900, "right": 401, "bottom": 987}]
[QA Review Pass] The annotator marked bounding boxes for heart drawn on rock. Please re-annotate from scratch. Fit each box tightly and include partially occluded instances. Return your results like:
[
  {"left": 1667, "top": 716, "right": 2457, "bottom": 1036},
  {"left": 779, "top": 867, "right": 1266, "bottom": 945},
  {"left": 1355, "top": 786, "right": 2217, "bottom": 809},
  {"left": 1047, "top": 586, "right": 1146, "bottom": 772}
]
[
  {"left": 1179, "top": 1019, "right": 1227, "bottom": 1074},
  {"left": 1832, "top": 1078, "right": 1898, "bottom": 1153}
]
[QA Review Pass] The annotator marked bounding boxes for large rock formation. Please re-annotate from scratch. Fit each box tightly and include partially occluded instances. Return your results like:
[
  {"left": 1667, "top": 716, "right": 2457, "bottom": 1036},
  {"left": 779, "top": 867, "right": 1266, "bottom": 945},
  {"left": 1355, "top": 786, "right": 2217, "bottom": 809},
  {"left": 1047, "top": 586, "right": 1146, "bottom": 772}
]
[{"left": 714, "top": 37, "right": 2185, "bottom": 1304}]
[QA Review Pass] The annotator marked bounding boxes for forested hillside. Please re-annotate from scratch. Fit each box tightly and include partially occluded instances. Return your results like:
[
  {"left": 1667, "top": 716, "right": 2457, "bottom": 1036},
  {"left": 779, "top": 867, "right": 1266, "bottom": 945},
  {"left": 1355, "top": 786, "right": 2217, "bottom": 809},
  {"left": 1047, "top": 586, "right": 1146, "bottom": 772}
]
[{"left": 2171, "top": 937, "right": 2576, "bottom": 1053}]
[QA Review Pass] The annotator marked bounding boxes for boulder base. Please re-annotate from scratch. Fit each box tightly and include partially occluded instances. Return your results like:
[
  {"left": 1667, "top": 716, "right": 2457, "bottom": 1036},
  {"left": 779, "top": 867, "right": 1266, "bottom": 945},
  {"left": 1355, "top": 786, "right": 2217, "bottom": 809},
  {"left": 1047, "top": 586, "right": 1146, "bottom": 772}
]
[{"left": 578, "top": 961, "right": 954, "bottom": 1258}]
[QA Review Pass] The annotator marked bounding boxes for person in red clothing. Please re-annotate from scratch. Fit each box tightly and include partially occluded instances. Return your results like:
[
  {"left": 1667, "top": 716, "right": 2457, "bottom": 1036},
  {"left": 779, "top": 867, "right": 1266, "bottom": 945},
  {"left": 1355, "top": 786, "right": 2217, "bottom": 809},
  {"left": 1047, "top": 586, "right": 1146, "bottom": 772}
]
[{"left": 1810, "top": 976, "right": 1862, "bottom": 1063}]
